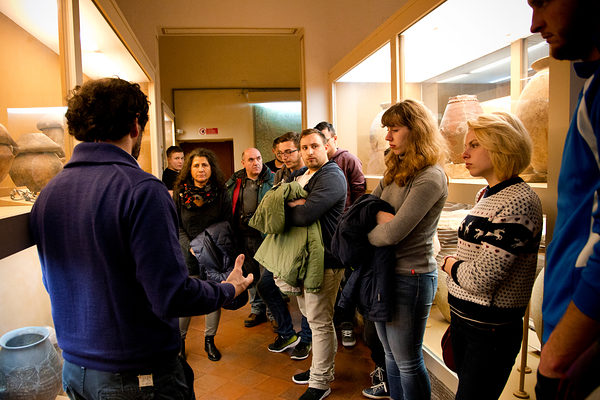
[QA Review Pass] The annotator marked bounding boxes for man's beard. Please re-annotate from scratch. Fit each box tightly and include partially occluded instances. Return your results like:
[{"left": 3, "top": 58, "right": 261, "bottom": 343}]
[{"left": 132, "top": 131, "right": 143, "bottom": 160}]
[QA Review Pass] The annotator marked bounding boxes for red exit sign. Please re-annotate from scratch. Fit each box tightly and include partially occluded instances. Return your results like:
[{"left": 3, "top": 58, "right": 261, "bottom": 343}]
[{"left": 198, "top": 128, "right": 219, "bottom": 135}]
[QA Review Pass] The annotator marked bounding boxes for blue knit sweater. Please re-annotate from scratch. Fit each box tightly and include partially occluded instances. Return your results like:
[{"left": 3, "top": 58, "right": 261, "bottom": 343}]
[{"left": 31, "top": 143, "right": 235, "bottom": 372}]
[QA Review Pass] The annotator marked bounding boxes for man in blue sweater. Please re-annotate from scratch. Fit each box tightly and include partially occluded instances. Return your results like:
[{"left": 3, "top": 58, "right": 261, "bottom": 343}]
[
  {"left": 30, "top": 78, "right": 252, "bottom": 400},
  {"left": 528, "top": 0, "right": 600, "bottom": 398}
]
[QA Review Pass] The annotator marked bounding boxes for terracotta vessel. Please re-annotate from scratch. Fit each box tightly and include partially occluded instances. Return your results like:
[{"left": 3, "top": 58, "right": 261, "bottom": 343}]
[
  {"left": 37, "top": 115, "right": 65, "bottom": 159},
  {"left": 0, "top": 124, "right": 18, "bottom": 183},
  {"left": 0, "top": 326, "right": 62, "bottom": 400},
  {"left": 515, "top": 57, "right": 549, "bottom": 174},
  {"left": 440, "top": 95, "right": 483, "bottom": 164},
  {"left": 367, "top": 103, "right": 391, "bottom": 175},
  {"left": 9, "top": 133, "right": 63, "bottom": 192}
]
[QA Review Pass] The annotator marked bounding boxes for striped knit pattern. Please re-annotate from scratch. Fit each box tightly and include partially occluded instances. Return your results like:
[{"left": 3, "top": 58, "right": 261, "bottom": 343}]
[{"left": 448, "top": 179, "right": 543, "bottom": 313}]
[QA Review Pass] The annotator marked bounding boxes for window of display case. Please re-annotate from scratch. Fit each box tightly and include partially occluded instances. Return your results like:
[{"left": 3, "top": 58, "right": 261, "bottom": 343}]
[
  {"left": 400, "top": 0, "right": 549, "bottom": 183},
  {"left": 334, "top": 43, "right": 391, "bottom": 177},
  {"left": 0, "top": 2, "right": 63, "bottom": 217},
  {"left": 0, "top": 0, "right": 152, "bottom": 220}
]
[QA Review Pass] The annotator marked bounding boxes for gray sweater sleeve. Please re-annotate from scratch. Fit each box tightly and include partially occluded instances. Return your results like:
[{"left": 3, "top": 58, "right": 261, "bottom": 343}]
[{"left": 368, "top": 166, "right": 447, "bottom": 247}]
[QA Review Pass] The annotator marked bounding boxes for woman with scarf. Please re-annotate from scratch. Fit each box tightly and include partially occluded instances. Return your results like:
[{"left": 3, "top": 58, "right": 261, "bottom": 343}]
[
  {"left": 174, "top": 148, "right": 231, "bottom": 361},
  {"left": 368, "top": 99, "right": 448, "bottom": 400}
]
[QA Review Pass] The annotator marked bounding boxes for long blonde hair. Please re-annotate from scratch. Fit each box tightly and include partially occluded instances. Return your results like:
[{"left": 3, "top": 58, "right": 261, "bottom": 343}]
[{"left": 381, "top": 99, "right": 448, "bottom": 186}]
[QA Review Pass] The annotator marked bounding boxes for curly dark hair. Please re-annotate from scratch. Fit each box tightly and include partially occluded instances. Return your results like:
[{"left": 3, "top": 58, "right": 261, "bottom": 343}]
[
  {"left": 65, "top": 78, "right": 149, "bottom": 142},
  {"left": 174, "top": 148, "right": 226, "bottom": 193}
]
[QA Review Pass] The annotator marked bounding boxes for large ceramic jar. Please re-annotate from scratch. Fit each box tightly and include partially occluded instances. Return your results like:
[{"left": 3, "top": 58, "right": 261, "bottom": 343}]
[
  {"left": 515, "top": 57, "right": 549, "bottom": 175},
  {"left": 0, "top": 124, "right": 18, "bottom": 183},
  {"left": 0, "top": 326, "right": 62, "bottom": 400},
  {"left": 37, "top": 115, "right": 65, "bottom": 159},
  {"left": 367, "top": 103, "right": 391, "bottom": 175},
  {"left": 439, "top": 95, "right": 483, "bottom": 164},
  {"left": 9, "top": 133, "right": 63, "bottom": 193}
]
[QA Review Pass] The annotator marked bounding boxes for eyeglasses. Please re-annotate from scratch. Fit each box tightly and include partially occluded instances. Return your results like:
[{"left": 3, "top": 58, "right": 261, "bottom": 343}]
[{"left": 276, "top": 149, "right": 299, "bottom": 157}]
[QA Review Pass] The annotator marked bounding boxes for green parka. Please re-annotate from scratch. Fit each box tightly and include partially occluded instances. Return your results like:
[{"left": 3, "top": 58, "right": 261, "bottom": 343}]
[{"left": 249, "top": 181, "right": 324, "bottom": 293}]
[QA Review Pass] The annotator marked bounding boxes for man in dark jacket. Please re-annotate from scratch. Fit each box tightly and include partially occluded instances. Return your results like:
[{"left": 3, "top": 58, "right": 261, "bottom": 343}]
[
  {"left": 30, "top": 78, "right": 252, "bottom": 400},
  {"left": 226, "top": 148, "right": 275, "bottom": 329},
  {"left": 288, "top": 129, "right": 347, "bottom": 400}
]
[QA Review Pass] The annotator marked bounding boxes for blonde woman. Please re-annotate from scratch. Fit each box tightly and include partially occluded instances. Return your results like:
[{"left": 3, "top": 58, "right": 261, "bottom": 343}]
[
  {"left": 442, "top": 112, "right": 543, "bottom": 399},
  {"left": 368, "top": 99, "right": 448, "bottom": 400}
]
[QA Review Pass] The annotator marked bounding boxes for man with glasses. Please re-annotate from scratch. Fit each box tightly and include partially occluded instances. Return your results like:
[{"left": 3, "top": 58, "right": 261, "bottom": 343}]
[
  {"left": 274, "top": 131, "right": 305, "bottom": 184},
  {"left": 265, "top": 137, "right": 284, "bottom": 172}
]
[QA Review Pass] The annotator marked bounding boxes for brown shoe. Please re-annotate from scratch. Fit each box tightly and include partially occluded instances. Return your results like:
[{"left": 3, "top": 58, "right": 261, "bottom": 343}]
[{"left": 244, "top": 313, "right": 267, "bottom": 327}]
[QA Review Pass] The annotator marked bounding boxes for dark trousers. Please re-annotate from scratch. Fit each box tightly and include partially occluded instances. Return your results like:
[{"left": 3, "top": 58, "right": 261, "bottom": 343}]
[
  {"left": 62, "top": 356, "right": 194, "bottom": 400},
  {"left": 257, "top": 268, "right": 296, "bottom": 339},
  {"left": 451, "top": 312, "right": 522, "bottom": 400}
]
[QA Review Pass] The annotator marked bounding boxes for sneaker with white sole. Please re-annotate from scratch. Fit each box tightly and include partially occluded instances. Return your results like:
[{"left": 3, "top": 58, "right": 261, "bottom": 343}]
[
  {"left": 340, "top": 322, "right": 356, "bottom": 347},
  {"left": 292, "top": 369, "right": 310, "bottom": 384},
  {"left": 299, "top": 387, "right": 331, "bottom": 400},
  {"left": 268, "top": 334, "right": 300, "bottom": 352},
  {"left": 291, "top": 341, "right": 311, "bottom": 360},
  {"left": 362, "top": 382, "right": 391, "bottom": 399},
  {"left": 370, "top": 366, "right": 386, "bottom": 385}
]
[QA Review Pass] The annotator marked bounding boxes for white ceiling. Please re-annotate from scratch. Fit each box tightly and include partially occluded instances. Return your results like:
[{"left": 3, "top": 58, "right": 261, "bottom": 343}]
[
  {"left": 0, "top": 0, "right": 147, "bottom": 82},
  {"left": 337, "top": 0, "right": 545, "bottom": 84}
]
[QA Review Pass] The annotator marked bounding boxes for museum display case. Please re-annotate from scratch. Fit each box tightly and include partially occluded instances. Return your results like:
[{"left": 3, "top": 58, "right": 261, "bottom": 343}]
[
  {"left": 329, "top": 0, "right": 576, "bottom": 396},
  {"left": 0, "top": 0, "right": 160, "bottom": 335}
]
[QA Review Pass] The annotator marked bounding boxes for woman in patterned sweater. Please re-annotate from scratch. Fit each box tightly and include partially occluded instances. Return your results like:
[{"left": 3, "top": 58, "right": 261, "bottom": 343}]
[{"left": 442, "top": 112, "right": 543, "bottom": 400}]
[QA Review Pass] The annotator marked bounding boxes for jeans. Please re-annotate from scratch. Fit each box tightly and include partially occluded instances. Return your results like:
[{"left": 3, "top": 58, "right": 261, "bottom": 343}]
[
  {"left": 299, "top": 315, "right": 312, "bottom": 344},
  {"left": 257, "top": 268, "right": 296, "bottom": 338},
  {"left": 451, "top": 312, "right": 522, "bottom": 400},
  {"left": 375, "top": 271, "right": 437, "bottom": 400},
  {"left": 62, "top": 357, "right": 194, "bottom": 399}
]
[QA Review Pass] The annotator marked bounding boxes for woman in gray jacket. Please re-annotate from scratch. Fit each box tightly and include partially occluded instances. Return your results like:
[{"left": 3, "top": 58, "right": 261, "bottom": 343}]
[{"left": 368, "top": 99, "right": 448, "bottom": 400}]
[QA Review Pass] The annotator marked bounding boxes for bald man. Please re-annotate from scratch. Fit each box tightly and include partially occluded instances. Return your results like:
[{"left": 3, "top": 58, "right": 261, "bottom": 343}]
[{"left": 226, "top": 148, "right": 275, "bottom": 328}]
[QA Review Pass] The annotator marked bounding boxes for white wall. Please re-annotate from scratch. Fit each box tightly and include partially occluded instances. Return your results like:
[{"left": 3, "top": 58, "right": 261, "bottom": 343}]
[{"left": 113, "top": 0, "right": 409, "bottom": 125}]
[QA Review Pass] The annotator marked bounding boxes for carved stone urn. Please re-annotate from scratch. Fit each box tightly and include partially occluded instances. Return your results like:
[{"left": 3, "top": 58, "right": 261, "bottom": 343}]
[
  {"left": 9, "top": 133, "right": 63, "bottom": 192},
  {"left": 0, "top": 326, "right": 62, "bottom": 400},
  {"left": 440, "top": 95, "right": 483, "bottom": 164},
  {"left": 0, "top": 124, "right": 18, "bottom": 184}
]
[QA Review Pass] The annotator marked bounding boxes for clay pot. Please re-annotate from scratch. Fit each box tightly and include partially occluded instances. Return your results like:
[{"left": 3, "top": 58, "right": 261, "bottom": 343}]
[
  {"left": 0, "top": 326, "right": 62, "bottom": 400},
  {"left": 367, "top": 103, "right": 391, "bottom": 175},
  {"left": 9, "top": 133, "right": 63, "bottom": 192},
  {"left": 37, "top": 115, "right": 65, "bottom": 159},
  {"left": 440, "top": 95, "right": 483, "bottom": 164},
  {"left": 530, "top": 268, "right": 544, "bottom": 343},
  {"left": 515, "top": 57, "right": 549, "bottom": 174},
  {"left": 0, "top": 124, "right": 18, "bottom": 183}
]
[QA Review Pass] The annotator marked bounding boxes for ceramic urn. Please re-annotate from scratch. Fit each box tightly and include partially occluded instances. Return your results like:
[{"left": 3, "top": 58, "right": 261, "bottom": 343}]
[
  {"left": 515, "top": 57, "right": 549, "bottom": 175},
  {"left": 439, "top": 95, "right": 483, "bottom": 164},
  {"left": 0, "top": 124, "right": 18, "bottom": 183},
  {"left": 9, "top": 132, "right": 63, "bottom": 193}
]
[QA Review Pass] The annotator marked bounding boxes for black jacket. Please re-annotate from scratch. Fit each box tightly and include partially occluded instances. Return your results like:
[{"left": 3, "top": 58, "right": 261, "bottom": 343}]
[
  {"left": 190, "top": 221, "right": 247, "bottom": 310},
  {"left": 332, "top": 194, "right": 396, "bottom": 321},
  {"left": 289, "top": 160, "right": 347, "bottom": 268}
]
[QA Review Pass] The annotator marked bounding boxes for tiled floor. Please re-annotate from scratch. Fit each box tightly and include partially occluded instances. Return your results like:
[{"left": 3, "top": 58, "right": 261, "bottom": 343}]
[{"left": 184, "top": 299, "right": 377, "bottom": 400}]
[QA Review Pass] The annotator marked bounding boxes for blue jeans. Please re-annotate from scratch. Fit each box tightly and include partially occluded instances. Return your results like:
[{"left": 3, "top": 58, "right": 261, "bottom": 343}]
[
  {"left": 375, "top": 271, "right": 436, "bottom": 400},
  {"left": 257, "top": 268, "right": 295, "bottom": 338},
  {"left": 62, "top": 357, "right": 193, "bottom": 399},
  {"left": 451, "top": 312, "right": 522, "bottom": 400}
]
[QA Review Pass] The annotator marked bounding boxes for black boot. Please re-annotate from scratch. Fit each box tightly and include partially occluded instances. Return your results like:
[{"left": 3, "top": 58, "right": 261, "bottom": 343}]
[{"left": 204, "top": 335, "right": 221, "bottom": 361}]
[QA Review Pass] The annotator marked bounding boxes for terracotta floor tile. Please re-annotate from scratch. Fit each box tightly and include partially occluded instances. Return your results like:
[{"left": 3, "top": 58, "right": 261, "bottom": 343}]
[{"left": 188, "top": 300, "right": 376, "bottom": 400}]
